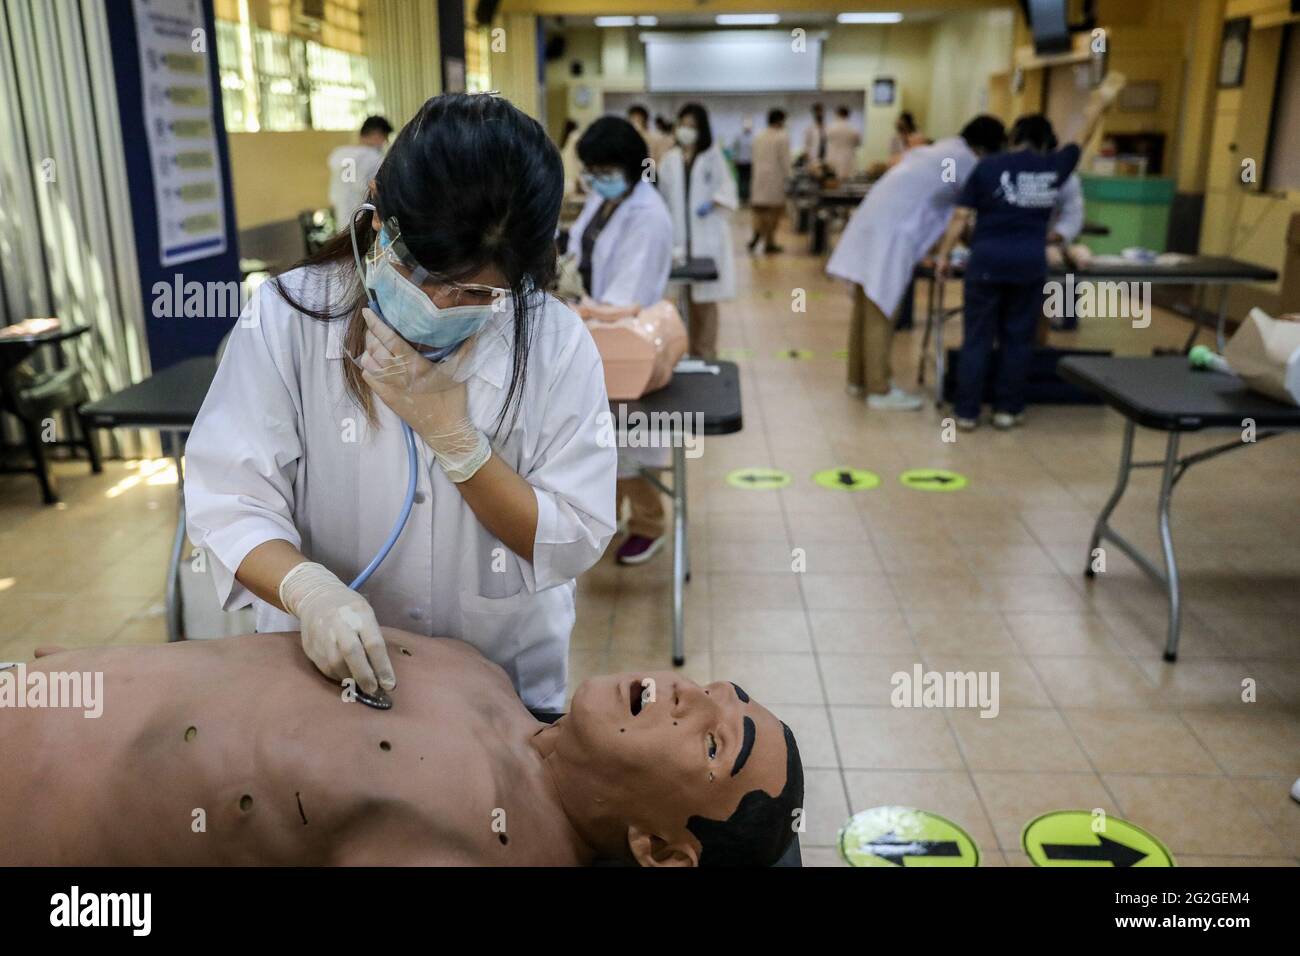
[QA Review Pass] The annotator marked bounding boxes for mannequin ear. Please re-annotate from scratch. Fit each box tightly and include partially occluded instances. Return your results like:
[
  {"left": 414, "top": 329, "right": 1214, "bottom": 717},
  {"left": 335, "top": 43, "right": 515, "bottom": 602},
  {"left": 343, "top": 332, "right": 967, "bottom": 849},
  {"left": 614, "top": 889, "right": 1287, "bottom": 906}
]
[{"left": 627, "top": 826, "right": 700, "bottom": 868}]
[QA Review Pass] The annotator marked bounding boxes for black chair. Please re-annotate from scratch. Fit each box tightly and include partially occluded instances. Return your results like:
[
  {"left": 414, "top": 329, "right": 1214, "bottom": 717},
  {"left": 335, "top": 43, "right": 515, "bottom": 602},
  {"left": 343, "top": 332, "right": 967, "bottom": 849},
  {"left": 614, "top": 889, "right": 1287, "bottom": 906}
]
[{"left": 0, "top": 329, "right": 101, "bottom": 503}]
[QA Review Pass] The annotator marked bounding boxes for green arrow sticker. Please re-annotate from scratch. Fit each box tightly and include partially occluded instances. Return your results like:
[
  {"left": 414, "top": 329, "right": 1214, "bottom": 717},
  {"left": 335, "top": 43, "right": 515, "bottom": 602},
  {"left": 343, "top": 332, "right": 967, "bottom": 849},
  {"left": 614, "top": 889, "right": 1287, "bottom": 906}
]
[
  {"left": 717, "top": 347, "right": 753, "bottom": 361},
  {"left": 776, "top": 348, "right": 814, "bottom": 360},
  {"left": 899, "top": 468, "right": 968, "bottom": 492},
  {"left": 1023, "top": 811, "right": 1175, "bottom": 867},
  {"left": 725, "top": 467, "right": 792, "bottom": 490},
  {"left": 813, "top": 467, "right": 880, "bottom": 492},
  {"left": 840, "top": 806, "right": 980, "bottom": 867},
  {"left": 832, "top": 348, "right": 849, "bottom": 360}
]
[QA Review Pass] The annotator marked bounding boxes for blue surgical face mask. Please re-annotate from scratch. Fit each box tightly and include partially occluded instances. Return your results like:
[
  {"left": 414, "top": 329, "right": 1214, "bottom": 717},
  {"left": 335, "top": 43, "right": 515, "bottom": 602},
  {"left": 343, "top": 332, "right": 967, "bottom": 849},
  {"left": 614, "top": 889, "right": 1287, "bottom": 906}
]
[
  {"left": 363, "top": 228, "right": 503, "bottom": 353},
  {"left": 591, "top": 172, "right": 629, "bottom": 200}
]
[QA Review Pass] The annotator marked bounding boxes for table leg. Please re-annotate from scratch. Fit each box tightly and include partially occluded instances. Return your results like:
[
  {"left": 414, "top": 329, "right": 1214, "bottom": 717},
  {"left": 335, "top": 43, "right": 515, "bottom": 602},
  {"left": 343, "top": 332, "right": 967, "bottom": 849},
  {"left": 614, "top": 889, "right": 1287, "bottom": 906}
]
[
  {"left": 1213, "top": 283, "right": 1230, "bottom": 354},
  {"left": 165, "top": 430, "right": 187, "bottom": 642},
  {"left": 672, "top": 443, "right": 686, "bottom": 667},
  {"left": 676, "top": 283, "right": 692, "bottom": 352},
  {"left": 1157, "top": 432, "right": 1182, "bottom": 662},
  {"left": 916, "top": 276, "right": 934, "bottom": 388},
  {"left": 1180, "top": 284, "right": 1206, "bottom": 353},
  {"left": 934, "top": 277, "right": 946, "bottom": 405},
  {"left": 1086, "top": 418, "right": 1135, "bottom": 577}
]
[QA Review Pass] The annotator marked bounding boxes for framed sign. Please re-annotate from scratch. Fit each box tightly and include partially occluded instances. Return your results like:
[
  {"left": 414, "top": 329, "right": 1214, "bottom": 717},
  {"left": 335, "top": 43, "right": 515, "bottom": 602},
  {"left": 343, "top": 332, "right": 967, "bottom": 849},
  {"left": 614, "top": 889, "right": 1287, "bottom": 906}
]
[
  {"left": 1218, "top": 17, "right": 1249, "bottom": 88},
  {"left": 872, "top": 77, "right": 895, "bottom": 106}
]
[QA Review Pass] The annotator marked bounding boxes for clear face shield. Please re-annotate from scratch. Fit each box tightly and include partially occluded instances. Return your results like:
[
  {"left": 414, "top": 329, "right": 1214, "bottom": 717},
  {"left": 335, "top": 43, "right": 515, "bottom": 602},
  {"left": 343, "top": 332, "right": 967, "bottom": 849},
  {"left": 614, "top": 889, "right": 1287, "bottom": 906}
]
[{"left": 348, "top": 202, "right": 512, "bottom": 365}]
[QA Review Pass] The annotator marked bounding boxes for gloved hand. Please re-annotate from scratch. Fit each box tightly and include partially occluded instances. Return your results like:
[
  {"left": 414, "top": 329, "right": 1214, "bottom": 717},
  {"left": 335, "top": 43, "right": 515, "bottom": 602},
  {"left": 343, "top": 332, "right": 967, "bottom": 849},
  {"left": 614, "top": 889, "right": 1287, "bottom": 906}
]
[
  {"left": 357, "top": 307, "right": 492, "bottom": 483},
  {"left": 695, "top": 199, "right": 714, "bottom": 217},
  {"left": 278, "top": 561, "right": 396, "bottom": 695}
]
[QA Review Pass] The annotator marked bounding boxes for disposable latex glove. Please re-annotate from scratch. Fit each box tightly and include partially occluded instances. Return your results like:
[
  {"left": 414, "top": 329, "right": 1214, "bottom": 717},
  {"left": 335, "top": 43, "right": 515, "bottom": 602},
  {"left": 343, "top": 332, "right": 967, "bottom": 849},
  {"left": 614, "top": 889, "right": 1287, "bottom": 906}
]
[
  {"left": 357, "top": 307, "right": 492, "bottom": 483},
  {"left": 695, "top": 199, "right": 715, "bottom": 217},
  {"left": 278, "top": 561, "right": 396, "bottom": 695}
]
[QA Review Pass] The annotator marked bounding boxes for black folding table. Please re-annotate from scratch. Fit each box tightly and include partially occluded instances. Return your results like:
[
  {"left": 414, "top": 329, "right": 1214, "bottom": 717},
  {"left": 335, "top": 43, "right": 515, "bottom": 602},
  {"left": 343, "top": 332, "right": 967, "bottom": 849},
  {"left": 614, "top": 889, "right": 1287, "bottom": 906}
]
[
  {"left": 917, "top": 256, "right": 1279, "bottom": 403},
  {"left": 1058, "top": 355, "right": 1300, "bottom": 661},
  {"left": 80, "top": 355, "right": 219, "bottom": 642},
  {"left": 616, "top": 360, "right": 743, "bottom": 665}
]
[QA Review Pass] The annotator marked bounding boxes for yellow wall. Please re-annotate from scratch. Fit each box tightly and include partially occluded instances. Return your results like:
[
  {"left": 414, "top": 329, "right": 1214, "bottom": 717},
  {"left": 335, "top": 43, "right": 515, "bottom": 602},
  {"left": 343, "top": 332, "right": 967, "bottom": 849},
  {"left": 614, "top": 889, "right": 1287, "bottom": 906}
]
[
  {"left": 823, "top": 23, "right": 937, "bottom": 162},
  {"left": 228, "top": 130, "right": 354, "bottom": 230},
  {"left": 1199, "top": 1, "right": 1300, "bottom": 314},
  {"left": 925, "top": 8, "right": 1016, "bottom": 139}
]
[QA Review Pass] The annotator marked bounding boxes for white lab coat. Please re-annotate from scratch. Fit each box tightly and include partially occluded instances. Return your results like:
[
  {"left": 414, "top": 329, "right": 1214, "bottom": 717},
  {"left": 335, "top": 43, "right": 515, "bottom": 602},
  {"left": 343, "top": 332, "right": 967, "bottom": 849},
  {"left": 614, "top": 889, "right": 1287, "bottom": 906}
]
[
  {"left": 658, "top": 143, "right": 738, "bottom": 303},
  {"left": 184, "top": 268, "right": 617, "bottom": 711},
  {"left": 825, "top": 119, "right": 861, "bottom": 180},
  {"left": 1050, "top": 173, "right": 1085, "bottom": 243},
  {"left": 566, "top": 179, "right": 673, "bottom": 307},
  {"left": 327, "top": 144, "right": 384, "bottom": 227},
  {"left": 827, "top": 136, "right": 979, "bottom": 317}
]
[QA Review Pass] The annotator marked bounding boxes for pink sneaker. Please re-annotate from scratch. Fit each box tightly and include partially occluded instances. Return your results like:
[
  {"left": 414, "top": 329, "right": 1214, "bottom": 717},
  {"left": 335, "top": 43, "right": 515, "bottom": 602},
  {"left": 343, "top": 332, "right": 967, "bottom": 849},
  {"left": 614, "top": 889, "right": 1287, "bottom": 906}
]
[{"left": 616, "top": 535, "right": 664, "bottom": 565}]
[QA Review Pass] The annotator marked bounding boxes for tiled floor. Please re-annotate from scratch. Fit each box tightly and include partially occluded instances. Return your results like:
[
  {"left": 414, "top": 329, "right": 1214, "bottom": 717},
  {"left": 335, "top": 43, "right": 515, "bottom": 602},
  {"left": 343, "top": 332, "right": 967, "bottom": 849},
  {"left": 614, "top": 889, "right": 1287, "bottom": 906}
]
[{"left": 2, "top": 217, "right": 1297, "bottom": 867}]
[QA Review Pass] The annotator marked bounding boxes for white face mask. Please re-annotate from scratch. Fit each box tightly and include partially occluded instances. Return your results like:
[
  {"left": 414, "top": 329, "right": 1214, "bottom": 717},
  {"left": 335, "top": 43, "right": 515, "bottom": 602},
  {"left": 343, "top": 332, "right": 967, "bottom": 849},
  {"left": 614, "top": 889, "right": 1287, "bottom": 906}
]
[{"left": 675, "top": 125, "right": 698, "bottom": 147}]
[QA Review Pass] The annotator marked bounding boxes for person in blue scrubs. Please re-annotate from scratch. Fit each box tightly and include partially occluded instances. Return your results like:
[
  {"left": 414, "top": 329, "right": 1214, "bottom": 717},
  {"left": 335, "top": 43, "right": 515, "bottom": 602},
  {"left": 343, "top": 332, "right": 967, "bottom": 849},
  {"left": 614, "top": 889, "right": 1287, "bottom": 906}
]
[{"left": 935, "top": 74, "right": 1123, "bottom": 430}]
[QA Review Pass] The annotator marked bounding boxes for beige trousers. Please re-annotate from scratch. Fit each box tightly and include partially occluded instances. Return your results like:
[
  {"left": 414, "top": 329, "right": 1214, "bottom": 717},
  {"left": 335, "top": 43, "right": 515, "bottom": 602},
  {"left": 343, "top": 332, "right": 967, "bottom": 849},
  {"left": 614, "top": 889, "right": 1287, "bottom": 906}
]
[
  {"left": 847, "top": 284, "right": 895, "bottom": 395},
  {"left": 617, "top": 477, "right": 665, "bottom": 538}
]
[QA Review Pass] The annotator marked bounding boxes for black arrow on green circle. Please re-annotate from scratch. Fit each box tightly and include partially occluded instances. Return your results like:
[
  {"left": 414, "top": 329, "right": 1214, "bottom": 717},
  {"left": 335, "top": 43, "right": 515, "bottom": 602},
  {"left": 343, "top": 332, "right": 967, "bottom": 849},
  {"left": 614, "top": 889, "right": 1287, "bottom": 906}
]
[
  {"left": 837, "top": 470, "right": 857, "bottom": 487},
  {"left": 861, "top": 831, "right": 962, "bottom": 866},
  {"left": 740, "top": 473, "right": 783, "bottom": 484},
  {"left": 909, "top": 473, "right": 954, "bottom": 485},
  {"left": 1041, "top": 834, "right": 1147, "bottom": 867}
]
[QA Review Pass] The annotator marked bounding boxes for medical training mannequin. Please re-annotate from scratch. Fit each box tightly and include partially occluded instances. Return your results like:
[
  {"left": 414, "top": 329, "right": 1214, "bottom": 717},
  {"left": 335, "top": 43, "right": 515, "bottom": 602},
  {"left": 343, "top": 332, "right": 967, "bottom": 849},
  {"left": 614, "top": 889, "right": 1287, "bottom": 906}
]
[{"left": 0, "top": 631, "right": 802, "bottom": 867}]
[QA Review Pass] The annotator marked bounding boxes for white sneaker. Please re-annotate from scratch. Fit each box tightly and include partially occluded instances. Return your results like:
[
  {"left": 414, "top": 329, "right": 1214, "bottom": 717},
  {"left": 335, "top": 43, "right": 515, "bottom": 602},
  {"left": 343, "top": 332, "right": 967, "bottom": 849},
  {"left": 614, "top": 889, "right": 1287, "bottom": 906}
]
[
  {"left": 1290, "top": 777, "right": 1300, "bottom": 805},
  {"left": 956, "top": 417, "right": 979, "bottom": 432},
  {"left": 992, "top": 411, "right": 1025, "bottom": 430},
  {"left": 867, "top": 386, "right": 924, "bottom": 411}
]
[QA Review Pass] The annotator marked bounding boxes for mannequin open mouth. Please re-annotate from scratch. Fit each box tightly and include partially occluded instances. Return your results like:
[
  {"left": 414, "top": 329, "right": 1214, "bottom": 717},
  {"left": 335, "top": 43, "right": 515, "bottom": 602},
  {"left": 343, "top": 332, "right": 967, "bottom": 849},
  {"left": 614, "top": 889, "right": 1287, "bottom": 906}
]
[{"left": 628, "top": 679, "right": 646, "bottom": 717}]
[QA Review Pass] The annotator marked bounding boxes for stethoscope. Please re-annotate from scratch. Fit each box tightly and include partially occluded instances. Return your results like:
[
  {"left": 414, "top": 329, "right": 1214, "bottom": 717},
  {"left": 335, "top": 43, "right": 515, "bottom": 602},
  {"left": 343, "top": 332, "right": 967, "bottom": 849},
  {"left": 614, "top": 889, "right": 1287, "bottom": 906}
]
[{"left": 345, "top": 202, "right": 459, "bottom": 592}]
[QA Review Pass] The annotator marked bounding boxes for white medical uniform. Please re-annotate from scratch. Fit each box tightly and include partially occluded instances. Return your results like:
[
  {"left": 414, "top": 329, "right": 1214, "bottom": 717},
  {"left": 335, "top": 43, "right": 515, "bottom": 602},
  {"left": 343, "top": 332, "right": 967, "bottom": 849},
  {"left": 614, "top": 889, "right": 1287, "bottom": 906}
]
[
  {"left": 825, "top": 119, "right": 861, "bottom": 180},
  {"left": 1050, "top": 173, "right": 1085, "bottom": 243},
  {"left": 184, "top": 269, "right": 617, "bottom": 711},
  {"left": 566, "top": 179, "right": 674, "bottom": 308},
  {"left": 327, "top": 144, "right": 385, "bottom": 227},
  {"left": 658, "top": 143, "right": 738, "bottom": 303},
  {"left": 827, "top": 136, "right": 979, "bottom": 316}
]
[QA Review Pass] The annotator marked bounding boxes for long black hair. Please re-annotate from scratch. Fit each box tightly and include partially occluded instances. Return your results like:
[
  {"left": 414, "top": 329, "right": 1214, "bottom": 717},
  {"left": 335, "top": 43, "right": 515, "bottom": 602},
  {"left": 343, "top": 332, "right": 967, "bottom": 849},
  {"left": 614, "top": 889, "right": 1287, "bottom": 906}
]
[
  {"left": 676, "top": 102, "right": 713, "bottom": 153},
  {"left": 272, "top": 93, "right": 564, "bottom": 436}
]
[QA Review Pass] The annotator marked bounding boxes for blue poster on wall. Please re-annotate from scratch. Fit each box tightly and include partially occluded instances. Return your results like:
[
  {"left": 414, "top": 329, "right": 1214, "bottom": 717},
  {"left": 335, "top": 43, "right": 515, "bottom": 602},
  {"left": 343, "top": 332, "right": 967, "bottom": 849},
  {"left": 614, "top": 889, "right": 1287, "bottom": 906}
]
[
  {"left": 132, "top": 0, "right": 229, "bottom": 266},
  {"left": 106, "top": 0, "right": 240, "bottom": 369}
]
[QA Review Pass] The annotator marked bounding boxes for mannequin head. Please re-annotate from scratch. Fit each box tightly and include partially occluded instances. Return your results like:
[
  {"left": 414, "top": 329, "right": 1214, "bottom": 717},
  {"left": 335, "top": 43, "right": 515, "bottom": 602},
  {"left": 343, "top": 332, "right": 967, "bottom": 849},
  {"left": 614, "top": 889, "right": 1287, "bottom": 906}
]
[{"left": 544, "top": 672, "right": 803, "bottom": 867}]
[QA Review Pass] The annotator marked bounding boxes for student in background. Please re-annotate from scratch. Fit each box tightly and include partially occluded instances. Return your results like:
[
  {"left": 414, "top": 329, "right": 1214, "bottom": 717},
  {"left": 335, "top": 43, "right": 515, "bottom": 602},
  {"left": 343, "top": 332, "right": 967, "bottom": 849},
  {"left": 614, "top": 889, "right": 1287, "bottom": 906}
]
[
  {"left": 559, "top": 118, "right": 583, "bottom": 199},
  {"left": 659, "top": 103, "right": 738, "bottom": 359},
  {"left": 802, "top": 102, "right": 828, "bottom": 172},
  {"left": 748, "top": 109, "right": 791, "bottom": 254},
  {"left": 935, "top": 74, "right": 1124, "bottom": 431},
  {"left": 565, "top": 117, "right": 675, "bottom": 566},
  {"left": 828, "top": 115, "right": 1007, "bottom": 409},
  {"left": 649, "top": 115, "right": 675, "bottom": 165},
  {"left": 327, "top": 115, "right": 393, "bottom": 228},
  {"left": 733, "top": 115, "right": 756, "bottom": 203},
  {"left": 888, "top": 111, "right": 926, "bottom": 160},
  {"left": 825, "top": 106, "right": 861, "bottom": 181}
]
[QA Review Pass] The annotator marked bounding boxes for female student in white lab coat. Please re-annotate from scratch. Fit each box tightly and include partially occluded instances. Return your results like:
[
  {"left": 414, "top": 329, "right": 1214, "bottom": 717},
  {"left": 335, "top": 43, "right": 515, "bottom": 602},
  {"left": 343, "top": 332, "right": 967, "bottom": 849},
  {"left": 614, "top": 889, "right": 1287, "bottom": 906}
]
[
  {"left": 658, "top": 103, "right": 738, "bottom": 359},
  {"left": 564, "top": 116, "right": 674, "bottom": 565},
  {"left": 185, "top": 94, "right": 617, "bottom": 712}
]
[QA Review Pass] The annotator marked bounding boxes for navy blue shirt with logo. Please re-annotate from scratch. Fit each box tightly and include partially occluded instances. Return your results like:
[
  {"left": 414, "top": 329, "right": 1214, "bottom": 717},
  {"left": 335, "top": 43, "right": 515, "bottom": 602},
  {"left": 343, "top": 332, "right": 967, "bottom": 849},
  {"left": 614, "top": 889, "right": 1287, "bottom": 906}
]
[{"left": 957, "top": 144, "right": 1081, "bottom": 283}]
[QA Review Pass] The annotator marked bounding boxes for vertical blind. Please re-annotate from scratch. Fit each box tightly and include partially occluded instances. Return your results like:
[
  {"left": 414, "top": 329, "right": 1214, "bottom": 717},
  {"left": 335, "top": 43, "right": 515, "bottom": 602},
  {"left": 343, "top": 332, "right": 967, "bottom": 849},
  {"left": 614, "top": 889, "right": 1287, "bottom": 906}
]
[{"left": 0, "top": 0, "right": 151, "bottom": 456}]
